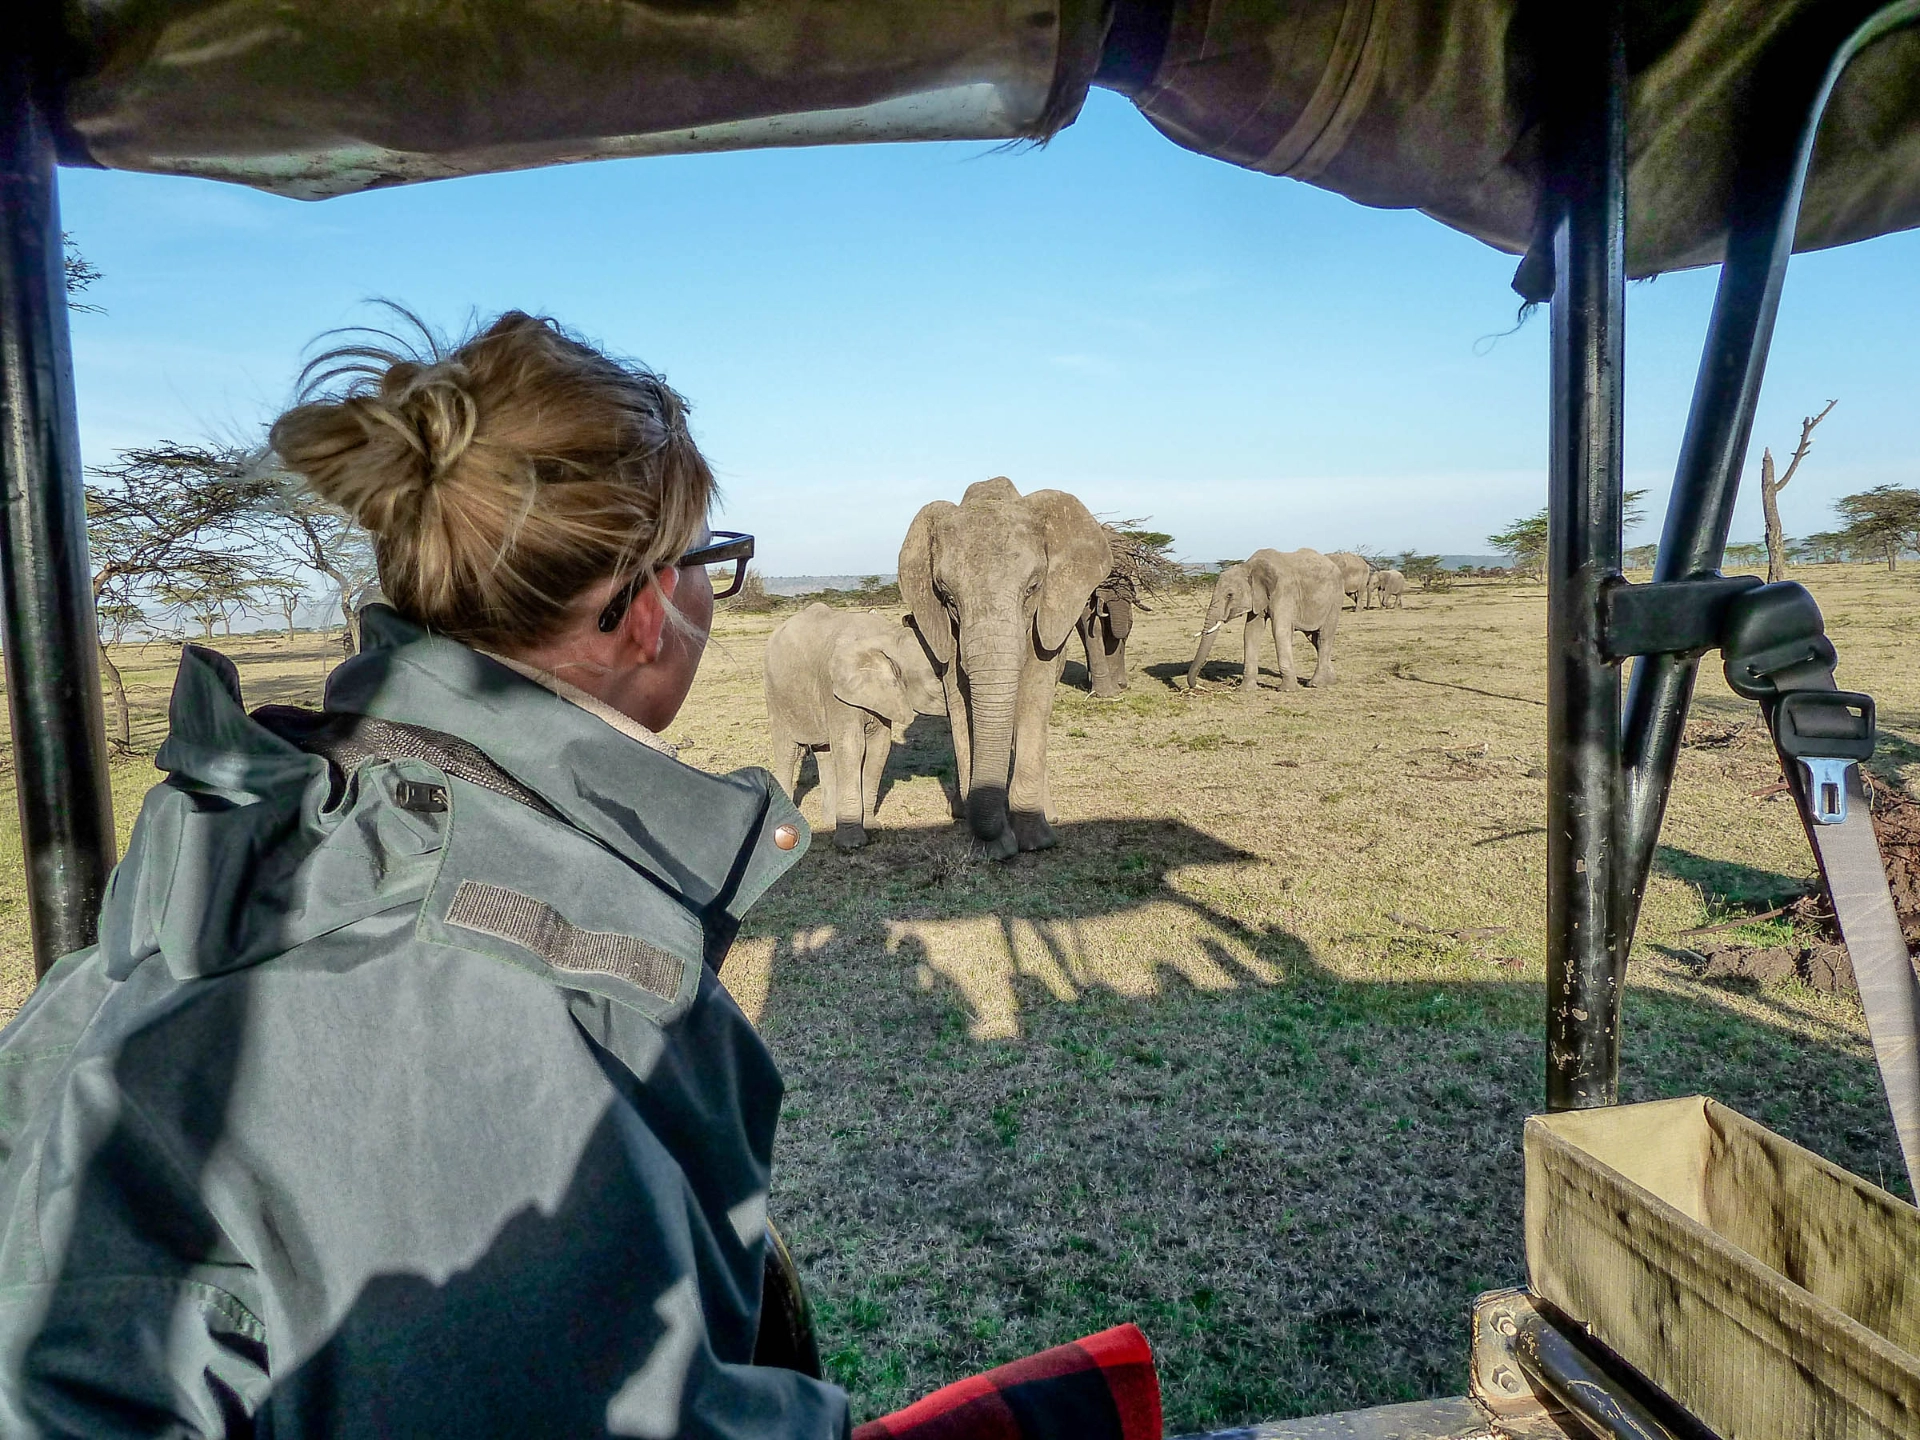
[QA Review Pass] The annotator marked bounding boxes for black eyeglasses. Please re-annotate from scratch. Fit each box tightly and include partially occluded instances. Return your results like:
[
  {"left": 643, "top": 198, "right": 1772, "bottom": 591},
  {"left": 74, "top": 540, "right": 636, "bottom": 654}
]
[{"left": 597, "top": 530, "right": 756, "bottom": 632}]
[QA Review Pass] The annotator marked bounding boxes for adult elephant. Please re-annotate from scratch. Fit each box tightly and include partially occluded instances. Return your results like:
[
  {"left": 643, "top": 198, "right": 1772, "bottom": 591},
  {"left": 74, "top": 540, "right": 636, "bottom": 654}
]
[
  {"left": 1369, "top": 568, "right": 1407, "bottom": 608},
  {"left": 901, "top": 477, "right": 1111, "bottom": 859},
  {"left": 1327, "top": 551, "right": 1371, "bottom": 610},
  {"left": 765, "top": 604, "right": 947, "bottom": 851},
  {"left": 1185, "top": 548, "right": 1342, "bottom": 696},
  {"left": 1076, "top": 583, "right": 1133, "bottom": 699}
]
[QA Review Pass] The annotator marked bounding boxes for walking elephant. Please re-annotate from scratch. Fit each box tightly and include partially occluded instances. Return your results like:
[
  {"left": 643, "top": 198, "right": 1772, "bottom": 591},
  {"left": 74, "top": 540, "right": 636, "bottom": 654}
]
[
  {"left": 1076, "top": 583, "right": 1133, "bottom": 698},
  {"left": 901, "top": 477, "right": 1111, "bottom": 859},
  {"left": 1327, "top": 551, "right": 1372, "bottom": 610},
  {"left": 765, "top": 603, "right": 947, "bottom": 850},
  {"left": 1368, "top": 568, "right": 1407, "bottom": 608},
  {"left": 1186, "top": 548, "right": 1343, "bottom": 695}
]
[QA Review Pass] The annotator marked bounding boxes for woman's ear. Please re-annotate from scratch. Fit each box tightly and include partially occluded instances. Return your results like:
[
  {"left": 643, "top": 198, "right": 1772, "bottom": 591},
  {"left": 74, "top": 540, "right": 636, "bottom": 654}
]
[{"left": 617, "top": 565, "right": 680, "bottom": 662}]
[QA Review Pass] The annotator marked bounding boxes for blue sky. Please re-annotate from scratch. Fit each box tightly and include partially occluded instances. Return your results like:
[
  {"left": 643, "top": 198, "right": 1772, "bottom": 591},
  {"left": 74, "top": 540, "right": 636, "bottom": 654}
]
[{"left": 65, "top": 89, "right": 1919, "bottom": 578}]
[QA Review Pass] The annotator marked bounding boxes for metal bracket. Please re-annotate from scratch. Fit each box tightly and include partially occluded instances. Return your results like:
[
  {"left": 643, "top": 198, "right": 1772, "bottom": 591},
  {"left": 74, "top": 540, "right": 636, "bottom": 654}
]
[
  {"left": 1600, "top": 575, "right": 1762, "bottom": 660},
  {"left": 1471, "top": 1290, "right": 1715, "bottom": 1440}
]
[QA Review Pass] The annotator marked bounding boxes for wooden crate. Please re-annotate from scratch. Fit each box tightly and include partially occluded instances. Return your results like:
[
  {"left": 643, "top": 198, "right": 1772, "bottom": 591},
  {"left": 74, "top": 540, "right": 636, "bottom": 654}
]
[{"left": 1527, "top": 1096, "right": 1920, "bottom": 1440}]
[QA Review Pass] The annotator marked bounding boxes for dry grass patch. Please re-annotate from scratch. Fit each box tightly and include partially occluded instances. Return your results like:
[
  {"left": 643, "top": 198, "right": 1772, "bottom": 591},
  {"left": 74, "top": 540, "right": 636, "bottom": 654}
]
[{"left": 2, "top": 566, "right": 1918, "bottom": 1430}]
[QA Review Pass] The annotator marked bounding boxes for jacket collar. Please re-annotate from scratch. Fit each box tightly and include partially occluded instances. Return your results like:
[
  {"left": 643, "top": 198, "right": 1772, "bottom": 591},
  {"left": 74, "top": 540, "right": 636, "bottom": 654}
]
[{"left": 321, "top": 606, "right": 807, "bottom": 924}]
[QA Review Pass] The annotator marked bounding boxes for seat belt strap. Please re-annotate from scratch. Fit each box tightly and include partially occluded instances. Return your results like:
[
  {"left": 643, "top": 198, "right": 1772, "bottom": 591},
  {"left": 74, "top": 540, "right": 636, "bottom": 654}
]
[{"left": 1723, "top": 584, "right": 1920, "bottom": 1190}]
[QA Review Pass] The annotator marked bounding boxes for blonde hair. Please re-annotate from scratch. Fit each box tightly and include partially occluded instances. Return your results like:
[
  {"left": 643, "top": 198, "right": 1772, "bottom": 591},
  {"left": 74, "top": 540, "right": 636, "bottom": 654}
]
[{"left": 270, "top": 309, "right": 714, "bottom": 651}]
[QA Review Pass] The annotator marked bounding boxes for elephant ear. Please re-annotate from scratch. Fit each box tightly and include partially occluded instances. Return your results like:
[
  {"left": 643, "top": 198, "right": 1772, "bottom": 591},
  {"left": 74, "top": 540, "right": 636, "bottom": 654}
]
[
  {"left": 898, "top": 501, "right": 956, "bottom": 666},
  {"left": 1106, "top": 593, "right": 1134, "bottom": 641},
  {"left": 1247, "top": 552, "right": 1283, "bottom": 614},
  {"left": 1028, "top": 490, "right": 1112, "bottom": 653},
  {"left": 832, "top": 644, "right": 912, "bottom": 728}
]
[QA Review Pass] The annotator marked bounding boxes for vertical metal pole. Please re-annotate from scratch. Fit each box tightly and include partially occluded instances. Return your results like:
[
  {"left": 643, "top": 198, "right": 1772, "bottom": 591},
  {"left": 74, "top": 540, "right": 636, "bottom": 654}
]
[
  {"left": 1544, "top": 6, "right": 1627, "bottom": 1112},
  {"left": 0, "top": 58, "right": 115, "bottom": 976}
]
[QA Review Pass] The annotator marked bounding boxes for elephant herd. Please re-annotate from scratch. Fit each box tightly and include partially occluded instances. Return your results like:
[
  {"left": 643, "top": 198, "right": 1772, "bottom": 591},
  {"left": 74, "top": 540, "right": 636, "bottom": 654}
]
[{"left": 763, "top": 476, "right": 1409, "bottom": 859}]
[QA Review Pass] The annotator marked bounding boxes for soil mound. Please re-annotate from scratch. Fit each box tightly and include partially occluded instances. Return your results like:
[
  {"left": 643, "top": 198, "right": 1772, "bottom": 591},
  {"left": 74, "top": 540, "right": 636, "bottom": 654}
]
[{"left": 1682, "top": 786, "right": 1920, "bottom": 999}]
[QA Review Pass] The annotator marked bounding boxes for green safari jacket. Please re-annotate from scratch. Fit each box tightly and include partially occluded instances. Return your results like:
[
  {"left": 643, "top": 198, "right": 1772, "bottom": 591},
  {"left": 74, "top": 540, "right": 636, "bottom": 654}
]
[{"left": 0, "top": 606, "right": 848, "bottom": 1439}]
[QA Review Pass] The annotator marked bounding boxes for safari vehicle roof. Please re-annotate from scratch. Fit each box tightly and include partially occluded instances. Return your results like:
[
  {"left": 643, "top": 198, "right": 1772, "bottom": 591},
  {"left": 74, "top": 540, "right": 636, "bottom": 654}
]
[{"left": 54, "top": 1, "right": 1920, "bottom": 283}]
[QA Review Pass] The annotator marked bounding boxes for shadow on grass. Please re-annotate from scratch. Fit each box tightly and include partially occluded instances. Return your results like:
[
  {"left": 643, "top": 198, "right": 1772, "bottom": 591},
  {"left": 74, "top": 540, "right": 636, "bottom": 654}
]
[
  {"left": 730, "top": 821, "right": 1906, "bottom": 1434},
  {"left": 1653, "top": 843, "right": 1810, "bottom": 909},
  {"left": 790, "top": 714, "right": 960, "bottom": 819},
  {"left": 1140, "top": 660, "right": 1300, "bottom": 691}
]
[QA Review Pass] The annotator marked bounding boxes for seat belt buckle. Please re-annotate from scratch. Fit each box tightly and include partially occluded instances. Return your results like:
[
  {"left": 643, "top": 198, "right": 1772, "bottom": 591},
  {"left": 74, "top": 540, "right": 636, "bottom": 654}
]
[{"left": 1773, "top": 690, "right": 1875, "bottom": 826}]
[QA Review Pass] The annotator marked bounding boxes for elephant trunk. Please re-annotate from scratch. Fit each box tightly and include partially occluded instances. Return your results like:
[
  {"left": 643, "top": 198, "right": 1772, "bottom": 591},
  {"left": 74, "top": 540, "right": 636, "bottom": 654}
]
[
  {"left": 961, "top": 648, "right": 1021, "bottom": 844},
  {"left": 1186, "top": 608, "right": 1225, "bottom": 689}
]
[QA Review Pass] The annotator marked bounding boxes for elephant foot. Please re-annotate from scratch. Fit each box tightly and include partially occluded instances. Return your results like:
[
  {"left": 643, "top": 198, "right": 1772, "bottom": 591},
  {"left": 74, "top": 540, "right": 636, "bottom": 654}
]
[
  {"left": 1012, "top": 812, "right": 1057, "bottom": 852},
  {"left": 833, "top": 822, "right": 870, "bottom": 851},
  {"left": 975, "top": 828, "right": 1019, "bottom": 862},
  {"left": 1307, "top": 672, "right": 1334, "bottom": 688}
]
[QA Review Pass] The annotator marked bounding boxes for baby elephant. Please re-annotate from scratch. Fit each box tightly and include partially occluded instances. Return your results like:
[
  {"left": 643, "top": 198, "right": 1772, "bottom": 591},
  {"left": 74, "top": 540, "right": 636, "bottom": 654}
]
[
  {"left": 1368, "top": 568, "right": 1407, "bottom": 608},
  {"left": 765, "top": 604, "right": 947, "bottom": 850}
]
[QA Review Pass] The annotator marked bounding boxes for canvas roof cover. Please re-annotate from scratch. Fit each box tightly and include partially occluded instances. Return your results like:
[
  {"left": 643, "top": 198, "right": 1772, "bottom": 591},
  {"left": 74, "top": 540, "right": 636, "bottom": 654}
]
[{"left": 51, "top": 1, "right": 1920, "bottom": 276}]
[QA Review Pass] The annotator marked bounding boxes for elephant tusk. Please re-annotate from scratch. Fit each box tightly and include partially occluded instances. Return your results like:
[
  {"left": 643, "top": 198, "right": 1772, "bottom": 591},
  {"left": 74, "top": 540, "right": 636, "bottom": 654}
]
[{"left": 1195, "top": 622, "right": 1223, "bottom": 637}]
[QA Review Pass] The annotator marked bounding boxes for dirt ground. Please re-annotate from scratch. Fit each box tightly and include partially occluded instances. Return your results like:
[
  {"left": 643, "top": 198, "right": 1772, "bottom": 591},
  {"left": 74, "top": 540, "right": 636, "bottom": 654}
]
[{"left": 1, "top": 563, "right": 1917, "bottom": 1431}]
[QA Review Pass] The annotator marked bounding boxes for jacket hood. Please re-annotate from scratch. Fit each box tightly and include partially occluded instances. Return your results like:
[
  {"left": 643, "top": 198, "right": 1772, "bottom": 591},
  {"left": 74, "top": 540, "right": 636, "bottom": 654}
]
[{"left": 98, "top": 607, "right": 807, "bottom": 981}]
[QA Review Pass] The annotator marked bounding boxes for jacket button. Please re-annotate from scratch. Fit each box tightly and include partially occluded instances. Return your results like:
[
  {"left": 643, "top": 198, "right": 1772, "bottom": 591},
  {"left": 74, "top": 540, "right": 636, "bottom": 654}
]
[{"left": 773, "top": 823, "right": 799, "bottom": 851}]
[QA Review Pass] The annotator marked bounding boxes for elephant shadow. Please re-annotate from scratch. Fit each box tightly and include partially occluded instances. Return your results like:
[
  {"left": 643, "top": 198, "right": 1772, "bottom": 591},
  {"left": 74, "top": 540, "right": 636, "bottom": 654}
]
[
  {"left": 1141, "top": 658, "right": 1297, "bottom": 691},
  {"left": 874, "top": 714, "right": 960, "bottom": 815}
]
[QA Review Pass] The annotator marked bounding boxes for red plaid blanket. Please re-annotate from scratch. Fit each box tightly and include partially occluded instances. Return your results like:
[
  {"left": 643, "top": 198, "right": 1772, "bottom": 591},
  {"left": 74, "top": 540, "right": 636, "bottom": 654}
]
[{"left": 851, "top": 1324, "right": 1161, "bottom": 1440}]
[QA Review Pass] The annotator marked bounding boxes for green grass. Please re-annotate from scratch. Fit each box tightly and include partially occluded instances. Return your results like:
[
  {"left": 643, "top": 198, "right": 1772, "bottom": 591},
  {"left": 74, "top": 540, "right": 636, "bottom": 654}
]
[{"left": 4, "top": 569, "right": 1919, "bottom": 1431}]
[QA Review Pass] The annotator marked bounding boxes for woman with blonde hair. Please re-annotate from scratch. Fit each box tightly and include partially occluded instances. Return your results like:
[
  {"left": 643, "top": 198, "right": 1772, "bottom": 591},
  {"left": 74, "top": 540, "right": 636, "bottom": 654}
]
[{"left": 0, "top": 311, "right": 840, "bottom": 1436}]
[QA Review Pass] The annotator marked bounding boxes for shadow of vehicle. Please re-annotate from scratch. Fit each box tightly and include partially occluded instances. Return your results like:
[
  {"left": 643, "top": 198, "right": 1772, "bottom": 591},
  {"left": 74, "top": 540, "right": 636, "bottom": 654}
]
[{"left": 727, "top": 819, "right": 1907, "bottom": 1428}]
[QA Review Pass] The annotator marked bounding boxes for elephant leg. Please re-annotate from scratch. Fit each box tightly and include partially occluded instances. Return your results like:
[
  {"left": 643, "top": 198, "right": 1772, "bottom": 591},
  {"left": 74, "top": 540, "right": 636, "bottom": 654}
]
[
  {"left": 768, "top": 721, "right": 804, "bottom": 799},
  {"left": 814, "top": 744, "right": 839, "bottom": 828},
  {"left": 1083, "top": 614, "right": 1120, "bottom": 699},
  {"left": 1240, "top": 614, "right": 1263, "bottom": 698},
  {"left": 1272, "top": 613, "right": 1299, "bottom": 688},
  {"left": 827, "top": 702, "right": 872, "bottom": 849},
  {"left": 1010, "top": 648, "right": 1061, "bottom": 850},
  {"left": 860, "top": 720, "right": 891, "bottom": 828},
  {"left": 1309, "top": 607, "right": 1339, "bottom": 686}
]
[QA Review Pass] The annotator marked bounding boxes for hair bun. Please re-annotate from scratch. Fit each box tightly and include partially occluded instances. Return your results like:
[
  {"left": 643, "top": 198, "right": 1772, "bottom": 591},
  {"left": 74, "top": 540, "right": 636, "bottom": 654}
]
[{"left": 369, "top": 360, "right": 480, "bottom": 484}]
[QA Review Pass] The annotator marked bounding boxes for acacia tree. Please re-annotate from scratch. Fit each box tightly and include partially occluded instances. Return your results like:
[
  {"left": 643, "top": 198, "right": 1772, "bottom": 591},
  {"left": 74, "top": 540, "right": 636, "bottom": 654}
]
[
  {"left": 158, "top": 560, "right": 261, "bottom": 640},
  {"left": 1489, "top": 491, "right": 1646, "bottom": 578},
  {"left": 251, "top": 473, "right": 377, "bottom": 653},
  {"left": 253, "top": 575, "right": 308, "bottom": 644},
  {"left": 1759, "top": 399, "right": 1837, "bottom": 582},
  {"left": 85, "top": 443, "right": 275, "bottom": 748},
  {"left": 1834, "top": 485, "right": 1920, "bottom": 571}
]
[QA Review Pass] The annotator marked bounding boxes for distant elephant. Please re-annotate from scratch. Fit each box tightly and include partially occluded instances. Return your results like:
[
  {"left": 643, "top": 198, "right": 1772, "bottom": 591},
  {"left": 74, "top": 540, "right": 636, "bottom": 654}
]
[
  {"left": 1327, "top": 551, "right": 1372, "bottom": 610},
  {"left": 766, "top": 603, "right": 947, "bottom": 850},
  {"left": 901, "top": 477, "right": 1111, "bottom": 859},
  {"left": 1076, "top": 583, "right": 1133, "bottom": 699},
  {"left": 1186, "top": 548, "right": 1343, "bottom": 695},
  {"left": 1368, "top": 568, "right": 1407, "bottom": 608}
]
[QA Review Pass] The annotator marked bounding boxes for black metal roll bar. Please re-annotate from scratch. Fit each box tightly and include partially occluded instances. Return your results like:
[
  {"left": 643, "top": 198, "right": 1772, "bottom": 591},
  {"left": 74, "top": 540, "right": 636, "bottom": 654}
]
[
  {"left": 1544, "top": 0, "right": 1920, "bottom": 1110},
  {"left": 0, "top": 58, "right": 115, "bottom": 974}
]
